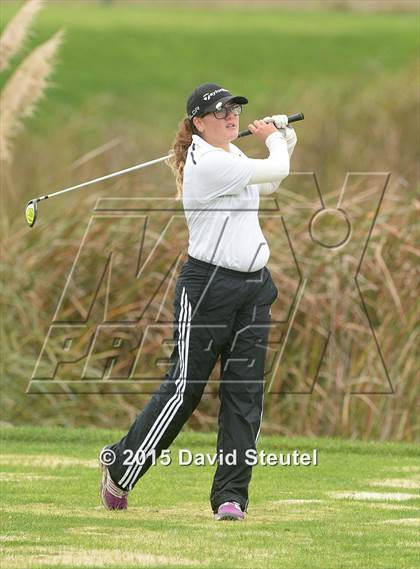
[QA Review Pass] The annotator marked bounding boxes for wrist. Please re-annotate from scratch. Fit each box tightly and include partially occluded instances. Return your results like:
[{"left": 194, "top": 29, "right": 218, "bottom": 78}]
[{"left": 265, "top": 131, "right": 286, "bottom": 146}]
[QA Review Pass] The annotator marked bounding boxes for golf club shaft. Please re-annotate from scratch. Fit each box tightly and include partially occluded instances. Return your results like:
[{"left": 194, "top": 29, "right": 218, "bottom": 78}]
[
  {"left": 32, "top": 111, "right": 304, "bottom": 204},
  {"left": 34, "top": 154, "right": 172, "bottom": 203},
  {"left": 238, "top": 112, "right": 304, "bottom": 138}
]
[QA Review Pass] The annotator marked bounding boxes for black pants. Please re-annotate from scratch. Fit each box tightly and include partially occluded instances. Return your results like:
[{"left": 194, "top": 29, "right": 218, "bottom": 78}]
[{"left": 108, "top": 254, "right": 278, "bottom": 513}]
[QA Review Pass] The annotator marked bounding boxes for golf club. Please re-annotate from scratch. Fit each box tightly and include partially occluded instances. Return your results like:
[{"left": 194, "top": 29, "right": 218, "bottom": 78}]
[
  {"left": 24, "top": 154, "right": 171, "bottom": 228},
  {"left": 25, "top": 112, "right": 304, "bottom": 227},
  {"left": 237, "top": 111, "right": 304, "bottom": 138}
]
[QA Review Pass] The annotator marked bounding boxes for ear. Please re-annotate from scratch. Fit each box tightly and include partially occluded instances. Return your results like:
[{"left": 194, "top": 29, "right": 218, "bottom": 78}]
[{"left": 193, "top": 116, "right": 204, "bottom": 133}]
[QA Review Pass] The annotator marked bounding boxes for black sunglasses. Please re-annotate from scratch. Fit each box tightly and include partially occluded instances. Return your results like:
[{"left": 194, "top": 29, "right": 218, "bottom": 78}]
[{"left": 200, "top": 104, "right": 243, "bottom": 120}]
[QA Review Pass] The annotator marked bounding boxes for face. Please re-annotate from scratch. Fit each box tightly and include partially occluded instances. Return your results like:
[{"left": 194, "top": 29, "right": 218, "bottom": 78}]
[{"left": 192, "top": 103, "right": 242, "bottom": 149}]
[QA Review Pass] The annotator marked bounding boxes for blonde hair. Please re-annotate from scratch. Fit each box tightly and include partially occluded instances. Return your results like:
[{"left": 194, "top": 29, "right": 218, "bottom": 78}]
[{"left": 167, "top": 117, "right": 198, "bottom": 200}]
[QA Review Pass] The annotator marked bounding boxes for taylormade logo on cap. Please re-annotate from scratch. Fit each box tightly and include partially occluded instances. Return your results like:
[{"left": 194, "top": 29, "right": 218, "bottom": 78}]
[
  {"left": 186, "top": 82, "right": 248, "bottom": 120},
  {"left": 202, "top": 88, "right": 229, "bottom": 101}
]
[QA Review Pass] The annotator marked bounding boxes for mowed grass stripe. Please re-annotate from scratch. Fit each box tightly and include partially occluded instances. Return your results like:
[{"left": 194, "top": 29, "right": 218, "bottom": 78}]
[
  {"left": 2, "top": 425, "right": 419, "bottom": 455},
  {"left": 1, "top": 427, "right": 419, "bottom": 568}
]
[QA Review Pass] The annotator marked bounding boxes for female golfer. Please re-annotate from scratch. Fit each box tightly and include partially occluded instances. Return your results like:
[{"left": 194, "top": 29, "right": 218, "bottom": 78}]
[{"left": 100, "top": 82, "right": 297, "bottom": 521}]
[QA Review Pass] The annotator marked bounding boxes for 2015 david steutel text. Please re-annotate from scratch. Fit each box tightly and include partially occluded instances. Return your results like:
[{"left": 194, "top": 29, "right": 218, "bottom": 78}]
[{"left": 122, "top": 448, "right": 318, "bottom": 467}]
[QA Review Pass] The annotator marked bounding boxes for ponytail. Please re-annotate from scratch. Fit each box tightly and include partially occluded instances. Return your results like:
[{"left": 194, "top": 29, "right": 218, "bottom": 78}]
[{"left": 167, "top": 117, "right": 198, "bottom": 200}]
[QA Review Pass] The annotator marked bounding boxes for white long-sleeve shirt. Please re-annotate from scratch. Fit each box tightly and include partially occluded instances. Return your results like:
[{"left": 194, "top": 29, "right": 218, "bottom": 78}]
[{"left": 182, "top": 131, "right": 295, "bottom": 272}]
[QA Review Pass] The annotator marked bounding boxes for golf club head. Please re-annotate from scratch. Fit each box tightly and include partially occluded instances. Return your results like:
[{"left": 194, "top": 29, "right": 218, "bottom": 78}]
[{"left": 25, "top": 200, "right": 38, "bottom": 227}]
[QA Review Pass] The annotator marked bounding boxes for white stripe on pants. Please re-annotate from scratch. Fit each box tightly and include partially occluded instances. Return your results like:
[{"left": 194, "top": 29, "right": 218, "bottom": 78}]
[{"left": 118, "top": 286, "right": 192, "bottom": 489}]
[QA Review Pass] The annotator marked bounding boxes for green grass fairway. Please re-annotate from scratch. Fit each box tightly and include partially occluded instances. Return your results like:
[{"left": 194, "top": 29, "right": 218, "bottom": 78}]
[{"left": 1, "top": 427, "right": 419, "bottom": 568}]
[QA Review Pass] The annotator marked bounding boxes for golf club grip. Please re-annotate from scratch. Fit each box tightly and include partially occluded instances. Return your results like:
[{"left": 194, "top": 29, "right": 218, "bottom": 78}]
[{"left": 238, "top": 112, "right": 304, "bottom": 138}]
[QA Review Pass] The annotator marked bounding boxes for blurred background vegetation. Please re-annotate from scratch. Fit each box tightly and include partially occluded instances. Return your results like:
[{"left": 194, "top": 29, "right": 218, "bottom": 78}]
[{"left": 0, "top": 0, "right": 418, "bottom": 440}]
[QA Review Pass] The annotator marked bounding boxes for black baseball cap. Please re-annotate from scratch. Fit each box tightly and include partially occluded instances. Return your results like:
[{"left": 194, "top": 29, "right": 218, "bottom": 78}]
[{"left": 186, "top": 83, "right": 248, "bottom": 120}]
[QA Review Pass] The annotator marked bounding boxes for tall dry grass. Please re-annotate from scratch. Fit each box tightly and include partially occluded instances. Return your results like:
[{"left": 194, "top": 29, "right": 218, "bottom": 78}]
[
  {"left": 0, "top": 0, "right": 64, "bottom": 165},
  {"left": 0, "top": 0, "right": 44, "bottom": 72},
  {"left": 1, "top": 62, "right": 418, "bottom": 441}
]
